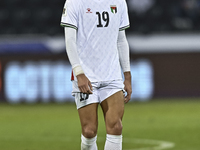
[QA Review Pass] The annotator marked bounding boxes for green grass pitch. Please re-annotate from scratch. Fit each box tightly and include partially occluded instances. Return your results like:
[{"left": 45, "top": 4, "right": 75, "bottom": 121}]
[{"left": 0, "top": 99, "right": 200, "bottom": 150}]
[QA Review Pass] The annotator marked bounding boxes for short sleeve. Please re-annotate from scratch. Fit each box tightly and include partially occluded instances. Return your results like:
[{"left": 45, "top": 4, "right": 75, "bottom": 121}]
[
  {"left": 119, "top": 0, "right": 130, "bottom": 31},
  {"left": 60, "top": 0, "right": 78, "bottom": 30}
]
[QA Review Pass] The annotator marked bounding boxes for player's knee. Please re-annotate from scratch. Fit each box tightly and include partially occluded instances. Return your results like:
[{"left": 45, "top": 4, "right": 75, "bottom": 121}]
[
  {"left": 82, "top": 126, "right": 97, "bottom": 138},
  {"left": 107, "top": 120, "right": 123, "bottom": 134},
  {"left": 113, "top": 121, "right": 123, "bottom": 133}
]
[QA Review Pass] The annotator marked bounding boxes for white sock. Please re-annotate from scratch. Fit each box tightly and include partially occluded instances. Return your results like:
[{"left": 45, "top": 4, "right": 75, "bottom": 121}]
[
  {"left": 104, "top": 134, "right": 122, "bottom": 150},
  {"left": 81, "top": 134, "right": 98, "bottom": 150}
]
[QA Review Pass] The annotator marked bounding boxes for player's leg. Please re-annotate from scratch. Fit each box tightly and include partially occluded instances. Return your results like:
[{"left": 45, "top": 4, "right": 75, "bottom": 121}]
[
  {"left": 78, "top": 103, "right": 99, "bottom": 150},
  {"left": 101, "top": 91, "right": 124, "bottom": 150},
  {"left": 73, "top": 81, "right": 99, "bottom": 150}
]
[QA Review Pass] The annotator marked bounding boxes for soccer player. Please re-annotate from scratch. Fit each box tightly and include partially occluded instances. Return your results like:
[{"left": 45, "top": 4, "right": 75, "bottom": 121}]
[{"left": 61, "top": 0, "right": 132, "bottom": 149}]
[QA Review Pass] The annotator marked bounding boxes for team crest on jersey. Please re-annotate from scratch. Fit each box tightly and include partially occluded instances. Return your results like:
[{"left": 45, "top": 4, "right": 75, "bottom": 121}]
[{"left": 110, "top": 5, "right": 117, "bottom": 14}]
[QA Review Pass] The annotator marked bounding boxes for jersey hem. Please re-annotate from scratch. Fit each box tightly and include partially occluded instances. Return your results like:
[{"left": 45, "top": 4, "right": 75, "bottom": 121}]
[
  {"left": 60, "top": 22, "right": 78, "bottom": 30},
  {"left": 119, "top": 25, "right": 130, "bottom": 31},
  {"left": 72, "top": 78, "right": 123, "bottom": 83}
]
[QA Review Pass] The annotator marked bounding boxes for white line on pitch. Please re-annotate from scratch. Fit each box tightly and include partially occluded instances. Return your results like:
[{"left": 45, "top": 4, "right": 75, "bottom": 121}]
[{"left": 123, "top": 138, "right": 175, "bottom": 150}]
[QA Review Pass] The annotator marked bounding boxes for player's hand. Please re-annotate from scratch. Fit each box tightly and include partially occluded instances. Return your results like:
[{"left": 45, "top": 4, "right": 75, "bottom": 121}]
[
  {"left": 76, "top": 74, "right": 93, "bottom": 94},
  {"left": 123, "top": 72, "right": 132, "bottom": 103}
]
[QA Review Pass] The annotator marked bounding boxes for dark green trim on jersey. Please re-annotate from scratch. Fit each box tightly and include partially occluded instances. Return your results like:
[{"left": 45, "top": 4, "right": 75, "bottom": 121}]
[
  {"left": 60, "top": 22, "right": 78, "bottom": 30},
  {"left": 119, "top": 25, "right": 130, "bottom": 31}
]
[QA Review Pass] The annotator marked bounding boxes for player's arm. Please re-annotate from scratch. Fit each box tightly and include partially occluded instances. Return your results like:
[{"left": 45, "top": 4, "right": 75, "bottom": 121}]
[
  {"left": 64, "top": 27, "right": 92, "bottom": 94},
  {"left": 117, "top": 30, "right": 132, "bottom": 103}
]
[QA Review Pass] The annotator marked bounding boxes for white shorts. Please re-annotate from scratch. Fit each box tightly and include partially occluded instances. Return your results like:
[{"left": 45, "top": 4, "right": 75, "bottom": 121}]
[{"left": 72, "top": 80, "right": 124, "bottom": 109}]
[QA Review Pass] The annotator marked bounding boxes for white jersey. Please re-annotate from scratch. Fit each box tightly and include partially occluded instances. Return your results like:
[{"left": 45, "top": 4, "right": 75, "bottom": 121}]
[{"left": 61, "top": 0, "right": 130, "bottom": 82}]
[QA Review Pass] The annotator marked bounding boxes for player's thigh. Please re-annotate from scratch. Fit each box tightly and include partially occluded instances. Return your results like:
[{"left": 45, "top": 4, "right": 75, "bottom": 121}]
[
  {"left": 78, "top": 103, "right": 99, "bottom": 136},
  {"left": 100, "top": 90, "right": 124, "bottom": 126}
]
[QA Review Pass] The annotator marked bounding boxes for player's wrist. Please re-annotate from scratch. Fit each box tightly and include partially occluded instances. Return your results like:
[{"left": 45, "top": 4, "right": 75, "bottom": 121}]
[
  {"left": 124, "top": 71, "right": 131, "bottom": 80},
  {"left": 73, "top": 65, "right": 84, "bottom": 76}
]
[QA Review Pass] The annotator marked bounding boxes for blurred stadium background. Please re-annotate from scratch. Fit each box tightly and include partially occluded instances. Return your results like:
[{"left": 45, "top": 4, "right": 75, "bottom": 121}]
[
  {"left": 0, "top": 0, "right": 200, "bottom": 150},
  {"left": 0, "top": 0, "right": 200, "bottom": 103}
]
